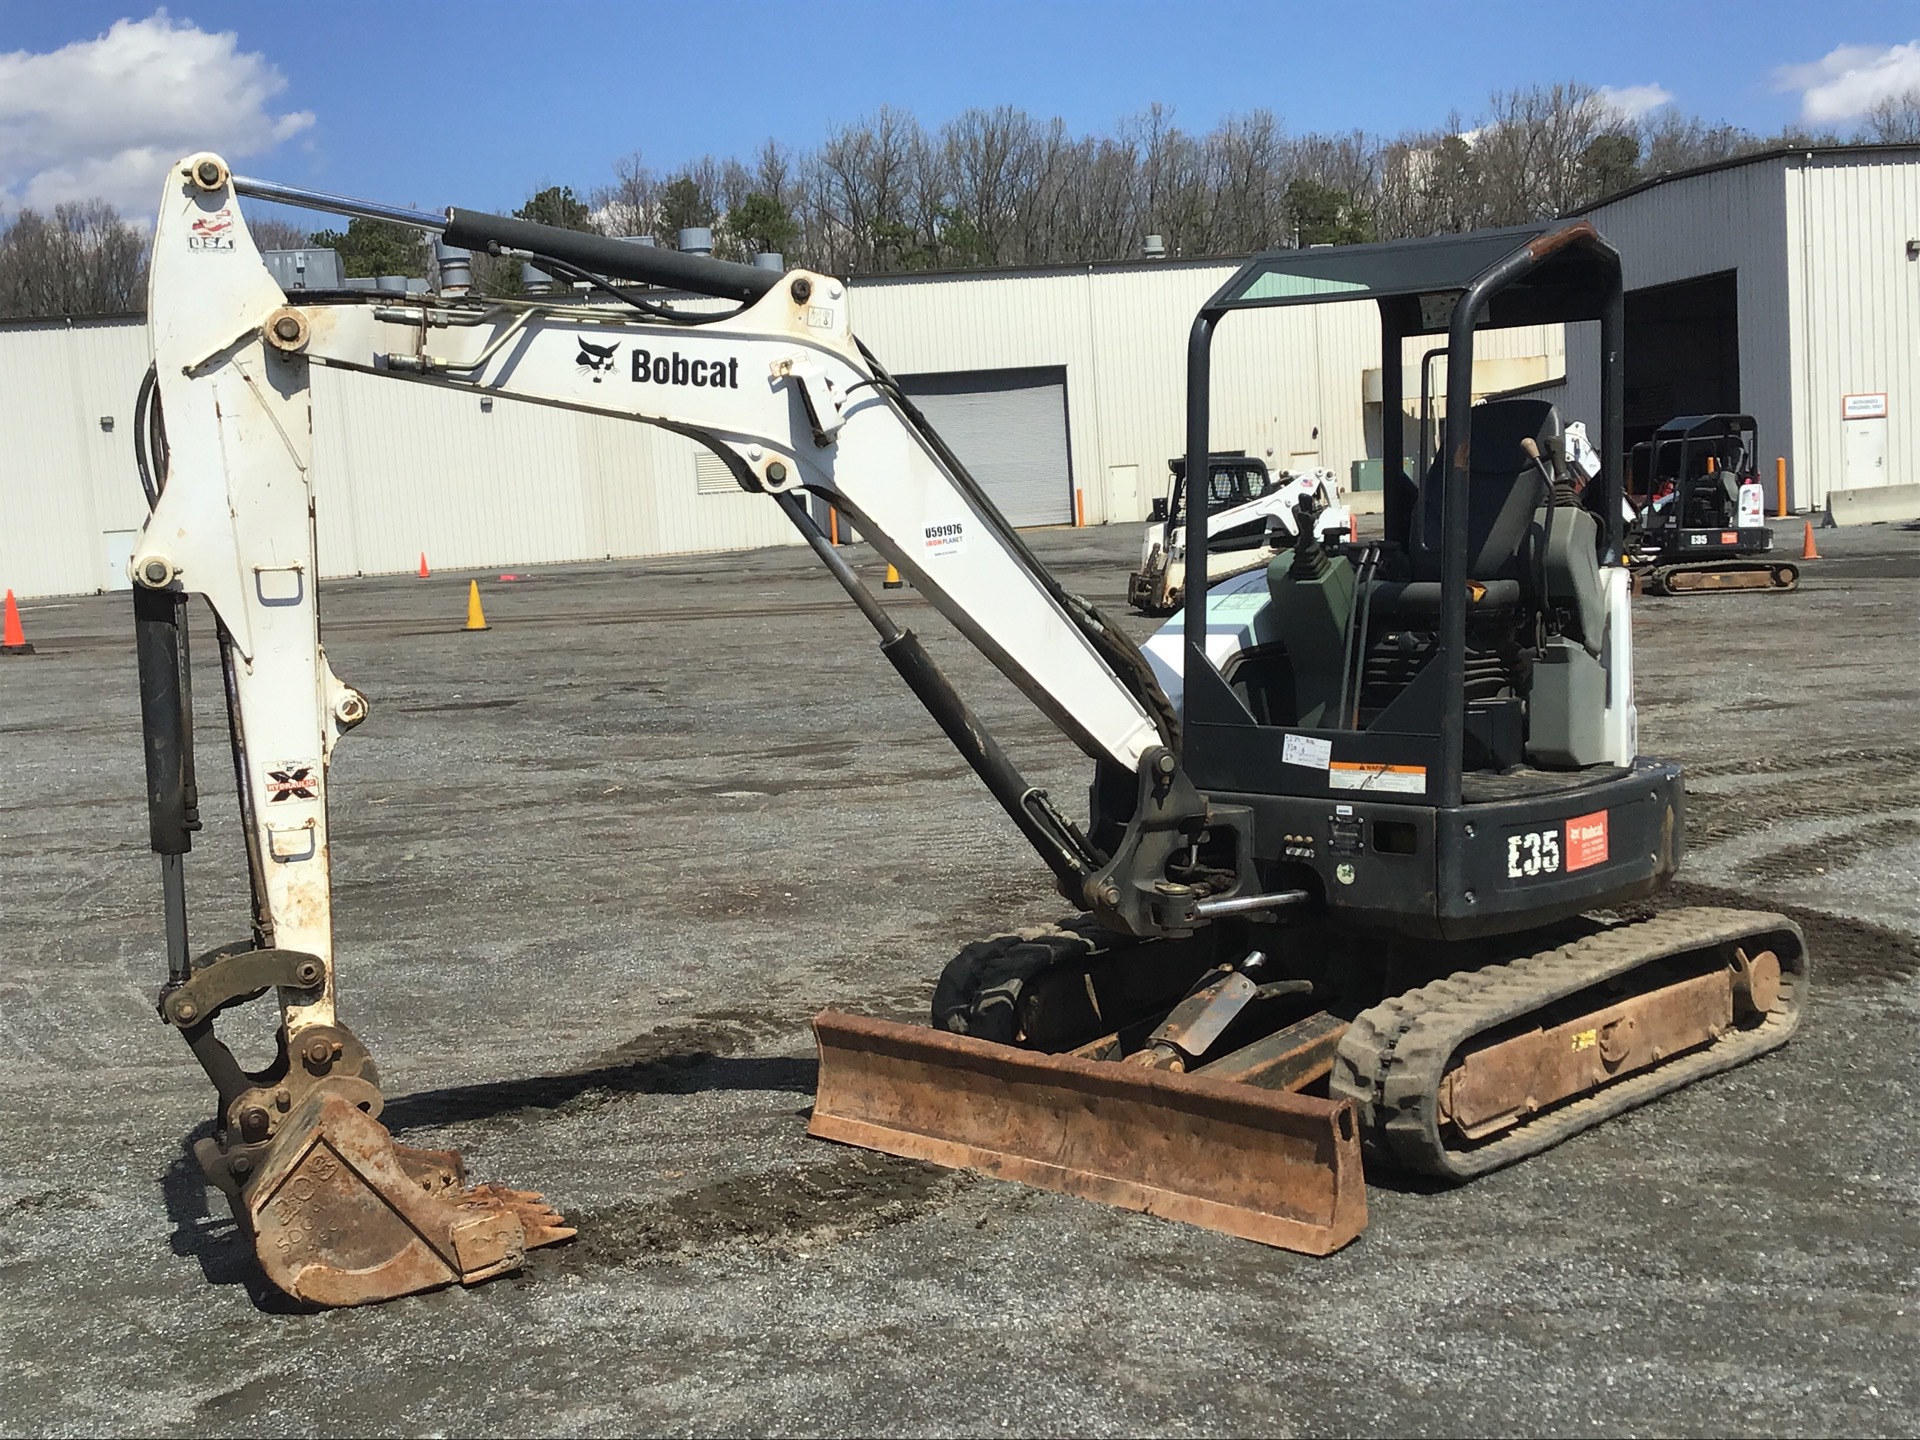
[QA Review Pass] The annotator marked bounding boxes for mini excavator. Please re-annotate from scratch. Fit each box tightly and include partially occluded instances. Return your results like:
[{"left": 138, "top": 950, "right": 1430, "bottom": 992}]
[
  {"left": 1625, "top": 414, "right": 1799, "bottom": 594},
  {"left": 129, "top": 156, "right": 1805, "bottom": 1306}
]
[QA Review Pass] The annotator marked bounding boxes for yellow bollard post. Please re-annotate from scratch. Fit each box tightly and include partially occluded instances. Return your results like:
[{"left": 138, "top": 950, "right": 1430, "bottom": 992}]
[
  {"left": 465, "top": 580, "right": 490, "bottom": 632},
  {"left": 1776, "top": 456, "right": 1789, "bottom": 518}
]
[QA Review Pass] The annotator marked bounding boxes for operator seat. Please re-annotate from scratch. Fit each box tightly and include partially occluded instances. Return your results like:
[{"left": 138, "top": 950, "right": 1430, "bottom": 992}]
[{"left": 1404, "top": 398, "right": 1607, "bottom": 656}]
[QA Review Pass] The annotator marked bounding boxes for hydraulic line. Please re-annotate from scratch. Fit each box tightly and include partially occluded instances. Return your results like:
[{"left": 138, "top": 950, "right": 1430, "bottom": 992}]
[{"left": 774, "top": 490, "right": 1101, "bottom": 897}]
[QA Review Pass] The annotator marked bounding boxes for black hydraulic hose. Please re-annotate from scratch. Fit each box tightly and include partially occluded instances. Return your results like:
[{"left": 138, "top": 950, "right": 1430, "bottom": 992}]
[
  {"left": 133, "top": 364, "right": 160, "bottom": 509},
  {"left": 522, "top": 253, "right": 745, "bottom": 327},
  {"left": 442, "top": 207, "right": 779, "bottom": 304},
  {"left": 774, "top": 491, "right": 1099, "bottom": 898},
  {"left": 134, "top": 363, "right": 170, "bottom": 511},
  {"left": 217, "top": 617, "right": 273, "bottom": 948}
]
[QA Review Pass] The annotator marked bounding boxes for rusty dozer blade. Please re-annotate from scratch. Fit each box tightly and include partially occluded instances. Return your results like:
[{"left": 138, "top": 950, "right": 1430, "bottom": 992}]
[
  {"left": 808, "top": 1010, "right": 1366, "bottom": 1254},
  {"left": 238, "top": 1089, "right": 574, "bottom": 1307}
]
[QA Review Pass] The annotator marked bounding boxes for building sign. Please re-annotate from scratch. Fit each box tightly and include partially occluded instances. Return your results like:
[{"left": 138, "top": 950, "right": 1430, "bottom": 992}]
[{"left": 1842, "top": 393, "right": 1888, "bottom": 419}]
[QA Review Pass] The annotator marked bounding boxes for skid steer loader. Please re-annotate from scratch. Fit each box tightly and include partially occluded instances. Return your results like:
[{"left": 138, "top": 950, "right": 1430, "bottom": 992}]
[
  {"left": 126, "top": 156, "right": 1804, "bottom": 1306},
  {"left": 1126, "top": 453, "right": 1352, "bottom": 615}
]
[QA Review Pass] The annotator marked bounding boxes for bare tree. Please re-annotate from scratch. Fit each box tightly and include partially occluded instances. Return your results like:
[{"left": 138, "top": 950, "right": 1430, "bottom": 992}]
[
  {"left": 1862, "top": 89, "right": 1920, "bottom": 144},
  {"left": 243, "top": 212, "right": 313, "bottom": 251},
  {"left": 574, "top": 84, "right": 1897, "bottom": 275},
  {"left": 590, "top": 152, "right": 659, "bottom": 237},
  {"left": 0, "top": 200, "right": 149, "bottom": 318},
  {"left": 809, "top": 106, "right": 927, "bottom": 271}
]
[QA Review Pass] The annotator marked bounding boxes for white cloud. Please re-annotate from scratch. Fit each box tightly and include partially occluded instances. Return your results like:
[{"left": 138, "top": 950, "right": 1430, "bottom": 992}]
[
  {"left": 1775, "top": 40, "right": 1920, "bottom": 122},
  {"left": 1596, "top": 84, "right": 1675, "bottom": 122},
  {"left": 0, "top": 11, "right": 314, "bottom": 218}
]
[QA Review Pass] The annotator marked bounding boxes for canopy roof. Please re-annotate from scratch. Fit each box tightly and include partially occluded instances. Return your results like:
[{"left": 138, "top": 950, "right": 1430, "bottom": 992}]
[{"left": 1205, "top": 222, "right": 1620, "bottom": 334}]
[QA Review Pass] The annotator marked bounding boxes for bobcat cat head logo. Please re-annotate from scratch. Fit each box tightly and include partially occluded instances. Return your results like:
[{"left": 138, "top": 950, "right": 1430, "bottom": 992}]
[{"left": 576, "top": 338, "right": 619, "bottom": 381}]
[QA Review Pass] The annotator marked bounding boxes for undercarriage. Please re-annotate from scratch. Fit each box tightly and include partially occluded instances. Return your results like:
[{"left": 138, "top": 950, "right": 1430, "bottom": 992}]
[{"left": 813, "top": 903, "right": 1805, "bottom": 1249}]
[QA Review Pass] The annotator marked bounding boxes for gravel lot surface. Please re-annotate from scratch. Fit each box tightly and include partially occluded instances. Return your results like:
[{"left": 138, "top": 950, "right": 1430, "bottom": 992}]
[{"left": 2, "top": 518, "right": 1916, "bottom": 1437}]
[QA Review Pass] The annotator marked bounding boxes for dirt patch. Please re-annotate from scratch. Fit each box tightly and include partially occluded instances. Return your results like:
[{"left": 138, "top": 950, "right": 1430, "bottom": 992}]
[
  {"left": 544, "top": 1148, "right": 966, "bottom": 1268},
  {"left": 1649, "top": 879, "right": 1920, "bottom": 987}
]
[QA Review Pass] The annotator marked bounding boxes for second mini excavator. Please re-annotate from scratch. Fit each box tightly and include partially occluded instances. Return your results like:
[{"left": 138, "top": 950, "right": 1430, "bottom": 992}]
[
  {"left": 127, "top": 157, "right": 1805, "bottom": 1306},
  {"left": 1625, "top": 414, "right": 1799, "bottom": 594}
]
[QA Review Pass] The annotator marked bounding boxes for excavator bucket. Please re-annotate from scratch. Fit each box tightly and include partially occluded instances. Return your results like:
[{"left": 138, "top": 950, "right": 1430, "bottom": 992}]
[
  {"left": 808, "top": 1011, "right": 1366, "bottom": 1254},
  {"left": 237, "top": 1091, "right": 574, "bottom": 1307}
]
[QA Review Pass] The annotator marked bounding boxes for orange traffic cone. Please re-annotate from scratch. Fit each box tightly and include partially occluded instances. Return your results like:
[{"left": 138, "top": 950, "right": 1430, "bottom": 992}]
[
  {"left": 464, "top": 580, "right": 490, "bottom": 632},
  {"left": 883, "top": 564, "right": 903, "bottom": 589},
  {"left": 418, "top": 553, "right": 431, "bottom": 578},
  {"left": 1801, "top": 520, "right": 1819, "bottom": 561},
  {"left": 2, "top": 589, "right": 33, "bottom": 655}
]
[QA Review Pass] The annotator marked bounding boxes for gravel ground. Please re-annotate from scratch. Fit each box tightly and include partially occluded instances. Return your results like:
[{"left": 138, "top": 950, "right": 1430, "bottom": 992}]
[{"left": 1, "top": 518, "right": 1916, "bottom": 1438}]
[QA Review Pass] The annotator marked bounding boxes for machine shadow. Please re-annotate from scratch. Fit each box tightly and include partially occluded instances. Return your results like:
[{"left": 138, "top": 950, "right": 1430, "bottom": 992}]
[
  {"left": 160, "top": 1122, "right": 312, "bottom": 1314},
  {"left": 378, "top": 1051, "right": 819, "bottom": 1131}
]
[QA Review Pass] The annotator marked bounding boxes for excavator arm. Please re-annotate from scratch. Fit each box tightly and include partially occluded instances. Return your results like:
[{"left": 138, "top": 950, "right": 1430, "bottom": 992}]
[{"left": 131, "top": 153, "right": 1212, "bottom": 1303}]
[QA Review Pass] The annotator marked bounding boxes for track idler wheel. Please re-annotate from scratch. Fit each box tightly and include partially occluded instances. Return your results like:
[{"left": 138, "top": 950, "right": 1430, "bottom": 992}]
[{"left": 230, "top": 1087, "right": 573, "bottom": 1307}]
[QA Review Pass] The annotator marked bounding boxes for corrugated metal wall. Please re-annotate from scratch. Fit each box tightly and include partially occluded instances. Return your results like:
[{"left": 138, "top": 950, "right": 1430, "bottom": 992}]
[
  {"left": 0, "top": 318, "right": 151, "bottom": 597},
  {"left": 854, "top": 261, "right": 1562, "bottom": 524},
  {"left": 1789, "top": 153, "right": 1920, "bottom": 502},
  {"left": 307, "top": 368, "right": 795, "bottom": 579},
  {"left": 1575, "top": 155, "right": 1796, "bottom": 503}
]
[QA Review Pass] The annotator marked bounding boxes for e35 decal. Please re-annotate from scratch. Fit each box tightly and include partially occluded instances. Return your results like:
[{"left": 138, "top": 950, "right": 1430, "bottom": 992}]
[
  {"left": 1507, "top": 829, "right": 1562, "bottom": 878},
  {"left": 1506, "top": 810, "right": 1610, "bottom": 880}
]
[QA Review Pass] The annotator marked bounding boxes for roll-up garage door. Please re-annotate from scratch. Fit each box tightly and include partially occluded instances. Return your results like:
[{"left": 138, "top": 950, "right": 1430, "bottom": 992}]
[{"left": 898, "top": 366, "right": 1073, "bottom": 527}]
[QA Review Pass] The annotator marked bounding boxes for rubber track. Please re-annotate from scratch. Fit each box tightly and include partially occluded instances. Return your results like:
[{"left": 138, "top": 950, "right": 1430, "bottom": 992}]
[
  {"left": 1331, "top": 906, "right": 1808, "bottom": 1180},
  {"left": 1644, "top": 559, "right": 1798, "bottom": 594}
]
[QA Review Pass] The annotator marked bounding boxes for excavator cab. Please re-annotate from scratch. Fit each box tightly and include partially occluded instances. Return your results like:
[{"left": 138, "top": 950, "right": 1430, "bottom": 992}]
[{"left": 1129, "top": 223, "right": 1662, "bottom": 941}]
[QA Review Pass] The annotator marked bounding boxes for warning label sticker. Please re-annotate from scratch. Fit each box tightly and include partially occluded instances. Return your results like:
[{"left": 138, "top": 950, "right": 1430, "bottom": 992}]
[
  {"left": 1282, "top": 733, "right": 1333, "bottom": 770},
  {"left": 1565, "top": 810, "right": 1609, "bottom": 870},
  {"left": 923, "top": 519, "right": 967, "bottom": 559},
  {"left": 1328, "top": 761, "right": 1427, "bottom": 794}
]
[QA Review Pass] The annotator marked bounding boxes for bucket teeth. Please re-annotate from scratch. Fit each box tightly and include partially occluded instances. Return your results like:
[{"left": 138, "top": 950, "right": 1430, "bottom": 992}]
[{"left": 236, "top": 1089, "right": 571, "bottom": 1307}]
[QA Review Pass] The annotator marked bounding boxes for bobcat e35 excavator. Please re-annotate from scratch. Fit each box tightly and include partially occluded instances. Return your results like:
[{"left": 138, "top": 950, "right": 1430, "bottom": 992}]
[{"left": 128, "top": 153, "right": 1805, "bottom": 1307}]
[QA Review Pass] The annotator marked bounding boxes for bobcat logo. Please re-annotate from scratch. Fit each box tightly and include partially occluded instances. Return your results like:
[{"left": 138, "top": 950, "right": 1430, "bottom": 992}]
[{"left": 576, "top": 338, "right": 619, "bottom": 382}]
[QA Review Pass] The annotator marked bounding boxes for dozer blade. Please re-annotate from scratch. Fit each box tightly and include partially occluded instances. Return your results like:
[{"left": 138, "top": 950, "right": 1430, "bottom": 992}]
[
  {"left": 808, "top": 1010, "right": 1366, "bottom": 1255},
  {"left": 240, "top": 1090, "right": 574, "bottom": 1307}
]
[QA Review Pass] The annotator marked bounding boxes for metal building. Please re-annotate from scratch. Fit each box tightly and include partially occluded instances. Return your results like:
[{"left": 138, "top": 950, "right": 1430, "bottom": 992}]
[
  {"left": 1567, "top": 143, "right": 1920, "bottom": 510},
  {"left": 3, "top": 144, "right": 1911, "bottom": 598}
]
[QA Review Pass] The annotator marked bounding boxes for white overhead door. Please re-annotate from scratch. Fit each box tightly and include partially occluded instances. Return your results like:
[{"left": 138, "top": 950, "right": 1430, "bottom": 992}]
[{"left": 899, "top": 367, "right": 1074, "bottom": 527}]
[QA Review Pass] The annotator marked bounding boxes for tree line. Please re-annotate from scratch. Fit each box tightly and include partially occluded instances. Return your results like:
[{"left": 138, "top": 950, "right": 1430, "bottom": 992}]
[{"left": 4, "top": 82, "right": 1918, "bottom": 317}]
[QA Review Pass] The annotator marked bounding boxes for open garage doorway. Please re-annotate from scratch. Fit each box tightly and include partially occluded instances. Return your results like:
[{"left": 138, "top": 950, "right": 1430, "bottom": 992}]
[{"left": 1624, "top": 271, "right": 1740, "bottom": 449}]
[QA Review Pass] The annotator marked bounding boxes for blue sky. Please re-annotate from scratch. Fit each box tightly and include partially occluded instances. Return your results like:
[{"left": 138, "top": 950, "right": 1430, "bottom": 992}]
[{"left": 1, "top": 1, "right": 1916, "bottom": 221}]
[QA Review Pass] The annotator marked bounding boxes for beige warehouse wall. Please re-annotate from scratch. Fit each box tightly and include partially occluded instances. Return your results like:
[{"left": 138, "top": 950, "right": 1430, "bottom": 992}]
[
  {"left": 0, "top": 319, "right": 150, "bottom": 598},
  {"left": 0, "top": 319, "right": 802, "bottom": 599},
  {"left": 1790, "top": 154, "right": 1920, "bottom": 503}
]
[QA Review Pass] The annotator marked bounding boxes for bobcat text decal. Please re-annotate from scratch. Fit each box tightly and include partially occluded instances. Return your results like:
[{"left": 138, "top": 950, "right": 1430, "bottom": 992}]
[{"left": 632, "top": 349, "right": 739, "bottom": 389}]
